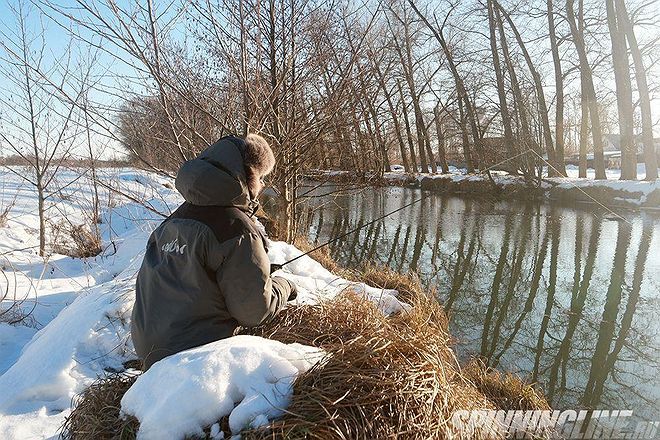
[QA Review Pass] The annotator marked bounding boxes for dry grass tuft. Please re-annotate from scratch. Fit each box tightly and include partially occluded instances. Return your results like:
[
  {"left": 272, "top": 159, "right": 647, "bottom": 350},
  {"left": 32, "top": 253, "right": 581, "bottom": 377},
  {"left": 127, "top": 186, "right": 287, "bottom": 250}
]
[
  {"left": 344, "top": 263, "right": 426, "bottom": 304},
  {"left": 64, "top": 268, "right": 550, "bottom": 440},
  {"left": 61, "top": 373, "right": 139, "bottom": 440},
  {"left": 52, "top": 223, "right": 103, "bottom": 258},
  {"left": 0, "top": 206, "right": 11, "bottom": 228},
  {"left": 464, "top": 360, "right": 551, "bottom": 412},
  {"left": 239, "top": 290, "right": 543, "bottom": 439},
  {"left": 0, "top": 192, "right": 17, "bottom": 228}
]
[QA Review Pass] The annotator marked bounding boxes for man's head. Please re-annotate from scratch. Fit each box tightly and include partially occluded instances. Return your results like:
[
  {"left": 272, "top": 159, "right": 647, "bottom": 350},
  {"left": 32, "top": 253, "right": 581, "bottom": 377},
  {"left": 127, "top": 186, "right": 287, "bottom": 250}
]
[{"left": 242, "top": 133, "right": 275, "bottom": 198}]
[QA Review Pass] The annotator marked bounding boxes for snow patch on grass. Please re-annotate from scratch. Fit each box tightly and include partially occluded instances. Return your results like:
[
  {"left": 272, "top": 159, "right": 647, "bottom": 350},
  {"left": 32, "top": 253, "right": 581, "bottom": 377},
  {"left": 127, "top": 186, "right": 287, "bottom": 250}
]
[{"left": 121, "top": 335, "right": 324, "bottom": 439}]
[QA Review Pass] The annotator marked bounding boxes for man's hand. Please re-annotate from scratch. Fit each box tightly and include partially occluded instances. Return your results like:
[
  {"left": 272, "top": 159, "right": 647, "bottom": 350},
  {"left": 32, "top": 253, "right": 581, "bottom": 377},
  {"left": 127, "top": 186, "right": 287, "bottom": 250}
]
[
  {"left": 273, "top": 276, "right": 297, "bottom": 301},
  {"left": 287, "top": 282, "right": 297, "bottom": 301},
  {"left": 270, "top": 263, "right": 283, "bottom": 274}
]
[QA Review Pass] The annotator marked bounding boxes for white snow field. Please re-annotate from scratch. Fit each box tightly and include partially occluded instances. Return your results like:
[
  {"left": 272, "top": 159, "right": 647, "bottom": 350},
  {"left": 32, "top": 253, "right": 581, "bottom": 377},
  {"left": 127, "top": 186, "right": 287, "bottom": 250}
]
[{"left": 0, "top": 166, "right": 408, "bottom": 439}]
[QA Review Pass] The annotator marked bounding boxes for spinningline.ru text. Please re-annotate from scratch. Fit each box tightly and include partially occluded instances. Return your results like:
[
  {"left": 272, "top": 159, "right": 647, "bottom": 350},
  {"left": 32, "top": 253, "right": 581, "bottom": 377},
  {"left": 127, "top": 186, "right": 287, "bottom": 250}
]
[{"left": 450, "top": 409, "right": 659, "bottom": 439}]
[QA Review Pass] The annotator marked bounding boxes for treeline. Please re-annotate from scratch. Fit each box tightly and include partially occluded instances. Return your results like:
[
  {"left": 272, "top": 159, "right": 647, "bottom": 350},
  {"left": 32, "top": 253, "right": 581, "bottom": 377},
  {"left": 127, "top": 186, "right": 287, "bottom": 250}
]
[{"left": 104, "top": 0, "right": 660, "bottom": 184}]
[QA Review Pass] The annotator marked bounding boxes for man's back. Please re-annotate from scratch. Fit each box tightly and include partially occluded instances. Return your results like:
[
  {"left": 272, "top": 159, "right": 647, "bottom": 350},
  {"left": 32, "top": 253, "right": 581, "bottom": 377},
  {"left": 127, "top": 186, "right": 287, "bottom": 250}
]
[{"left": 131, "top": 136, "right": 294, "bottom": 370}]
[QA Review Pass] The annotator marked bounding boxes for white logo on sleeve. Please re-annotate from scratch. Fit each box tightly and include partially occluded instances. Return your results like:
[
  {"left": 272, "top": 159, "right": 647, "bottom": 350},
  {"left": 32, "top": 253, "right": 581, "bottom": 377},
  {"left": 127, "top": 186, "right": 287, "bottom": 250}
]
[{"left": 162, "top": 238, "right": 187, "bottom": 255}]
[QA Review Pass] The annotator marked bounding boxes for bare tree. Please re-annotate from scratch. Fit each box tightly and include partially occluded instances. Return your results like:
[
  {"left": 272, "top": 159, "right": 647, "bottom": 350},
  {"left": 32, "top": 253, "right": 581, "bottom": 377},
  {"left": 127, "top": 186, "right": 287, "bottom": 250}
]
[
  {"left": 31, "top": 0, "right": 656, "bottom": 193},
  {"left": 615, "top": 0, "right": 658, "bottom": 180},
  {"left": 566, "top": 0, "right": 607, "bottom": 179},
  {"left": 0, "top": 1, "right": 81, "bottom": 256},
  {"left": 495, "top": 1, "right": 565, "bottom": 176},
  {"left": 487, "top": 0, "right": 517, "bottom": 173},
  {"left": 386, "top": 5, "right": 434, "bottom": 173},
  {"left": 547, "top": 0, "right": 568, "bottom": 176},
  {"left": 408, "top": 1, "right": 482, "bottom": 172}
]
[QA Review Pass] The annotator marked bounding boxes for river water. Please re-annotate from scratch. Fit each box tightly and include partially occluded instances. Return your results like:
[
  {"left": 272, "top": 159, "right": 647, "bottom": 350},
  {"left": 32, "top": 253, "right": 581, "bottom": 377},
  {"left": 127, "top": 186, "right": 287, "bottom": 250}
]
[{"left": 294, "top": 183, "right": 660, "bottom": 420}]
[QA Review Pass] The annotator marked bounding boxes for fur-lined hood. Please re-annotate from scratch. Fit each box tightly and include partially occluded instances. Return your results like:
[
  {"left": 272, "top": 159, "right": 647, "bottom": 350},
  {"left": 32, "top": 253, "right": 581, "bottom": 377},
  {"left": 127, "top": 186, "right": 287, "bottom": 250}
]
[{"left": 174, "top": 136, "right": 258, "bottom": 213}]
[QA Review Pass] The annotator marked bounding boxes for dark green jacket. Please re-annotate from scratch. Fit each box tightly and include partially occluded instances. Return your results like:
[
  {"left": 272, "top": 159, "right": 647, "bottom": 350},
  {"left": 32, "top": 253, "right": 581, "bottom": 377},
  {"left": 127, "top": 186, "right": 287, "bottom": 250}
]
[{"left": 131, "top": 136, "right": 293, "bottom": 369}]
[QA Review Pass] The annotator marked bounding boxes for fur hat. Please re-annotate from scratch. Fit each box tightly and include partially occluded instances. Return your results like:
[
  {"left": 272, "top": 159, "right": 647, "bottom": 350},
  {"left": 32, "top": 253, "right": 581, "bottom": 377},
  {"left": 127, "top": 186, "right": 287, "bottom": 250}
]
[{"left": 243, "top": 133, "right": 275, "bottom": 196}]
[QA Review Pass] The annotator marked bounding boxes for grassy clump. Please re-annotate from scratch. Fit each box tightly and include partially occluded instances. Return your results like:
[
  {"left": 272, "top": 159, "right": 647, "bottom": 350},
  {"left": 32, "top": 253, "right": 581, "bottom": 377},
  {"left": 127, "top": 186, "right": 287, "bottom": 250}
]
[
  {"left": 464, "top": 360, "right": 550, "bottom": 412},
  {"left": 238, "top": 288, "right": 539, "bottom": 439},
  {"left": 342, "top": 262, "right": 428, "bottom": 304},
  {"left": 61, "top": 373, "right": 139, "bottom": 440},
  {"left": 63, "top": 266, "right": 550, "bottom": 440},
  {"left": 51, "top": 223, "right": 103, "bottom": 258}
]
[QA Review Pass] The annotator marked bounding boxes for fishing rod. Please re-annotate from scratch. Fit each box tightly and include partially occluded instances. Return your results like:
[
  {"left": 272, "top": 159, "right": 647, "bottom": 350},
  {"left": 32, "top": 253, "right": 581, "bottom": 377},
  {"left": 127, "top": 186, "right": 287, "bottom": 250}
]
[{"left": 270, "top": 193, "right": 429, "bottom": 273}]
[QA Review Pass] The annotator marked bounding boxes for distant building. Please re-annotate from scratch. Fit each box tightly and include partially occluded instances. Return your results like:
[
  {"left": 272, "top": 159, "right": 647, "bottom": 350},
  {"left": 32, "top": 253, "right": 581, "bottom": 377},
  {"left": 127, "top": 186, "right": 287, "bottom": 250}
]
[{"left": 566, "top": 134, "right": 660, "bottom": 168}]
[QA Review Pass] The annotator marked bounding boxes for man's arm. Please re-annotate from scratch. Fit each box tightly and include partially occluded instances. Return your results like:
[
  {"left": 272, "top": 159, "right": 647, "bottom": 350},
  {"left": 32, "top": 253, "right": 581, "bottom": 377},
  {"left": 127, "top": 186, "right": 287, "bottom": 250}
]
[{"left": 216, "top": 233, "right": 294, "bottom": 327}]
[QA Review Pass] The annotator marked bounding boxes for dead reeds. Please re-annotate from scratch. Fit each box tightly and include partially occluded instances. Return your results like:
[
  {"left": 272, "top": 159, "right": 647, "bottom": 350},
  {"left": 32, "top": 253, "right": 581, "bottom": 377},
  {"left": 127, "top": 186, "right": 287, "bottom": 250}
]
[{"left": 51, "top": 222, "right": 103, "bottom": 258}]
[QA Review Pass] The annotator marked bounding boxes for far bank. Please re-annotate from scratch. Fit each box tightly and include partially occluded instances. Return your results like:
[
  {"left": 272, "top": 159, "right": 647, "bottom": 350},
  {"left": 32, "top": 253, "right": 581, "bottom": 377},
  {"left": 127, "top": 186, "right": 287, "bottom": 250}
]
[{"left": 306, "top": 168, "right": 660, "bottom": 210}]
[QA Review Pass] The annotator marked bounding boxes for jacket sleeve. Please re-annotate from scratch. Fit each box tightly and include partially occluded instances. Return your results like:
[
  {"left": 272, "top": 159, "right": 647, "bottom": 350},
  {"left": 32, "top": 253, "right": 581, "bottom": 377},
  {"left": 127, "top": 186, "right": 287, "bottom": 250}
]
[{"left": 216, "top": 233, "right": 292, "bottom": 327}]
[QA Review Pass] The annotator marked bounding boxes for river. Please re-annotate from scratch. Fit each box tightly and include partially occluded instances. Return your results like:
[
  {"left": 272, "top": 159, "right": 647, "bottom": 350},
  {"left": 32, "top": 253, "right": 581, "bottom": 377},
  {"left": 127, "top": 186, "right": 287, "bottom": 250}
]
[{"left": 294, "top": 183, "right": 660, "bottom": 420}]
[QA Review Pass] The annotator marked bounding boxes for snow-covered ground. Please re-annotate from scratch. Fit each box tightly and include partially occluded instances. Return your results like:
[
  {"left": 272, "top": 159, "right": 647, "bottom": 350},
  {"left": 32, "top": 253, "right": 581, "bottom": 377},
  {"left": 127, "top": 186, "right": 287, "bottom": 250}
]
[{"left": 0, "top": 166, "right": 408, "bottom": 439}]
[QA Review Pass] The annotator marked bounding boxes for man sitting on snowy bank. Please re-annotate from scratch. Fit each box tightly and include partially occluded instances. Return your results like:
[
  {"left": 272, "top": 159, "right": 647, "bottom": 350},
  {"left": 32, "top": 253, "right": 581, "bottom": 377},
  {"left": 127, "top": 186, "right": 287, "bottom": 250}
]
[{"left": 131, "top": 134, "right": 297, "bottom": 370}]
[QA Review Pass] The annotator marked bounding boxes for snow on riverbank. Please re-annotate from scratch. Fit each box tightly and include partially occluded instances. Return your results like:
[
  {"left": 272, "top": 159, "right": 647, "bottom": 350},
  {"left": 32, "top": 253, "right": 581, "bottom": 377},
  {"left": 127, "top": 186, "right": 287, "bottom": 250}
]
[
  {"left": 0, "top": 166, "right": 408, "bottom": 439},
  {"left": 310, "top": 164, "right": 660, "bottom": 208}
]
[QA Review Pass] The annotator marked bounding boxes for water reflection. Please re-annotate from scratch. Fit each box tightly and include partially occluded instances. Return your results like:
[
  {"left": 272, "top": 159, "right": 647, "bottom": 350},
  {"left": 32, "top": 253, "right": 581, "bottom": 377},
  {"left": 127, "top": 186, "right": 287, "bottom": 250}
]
[{"left": 295, "top": 184, "right": 660, "bottom": 419}]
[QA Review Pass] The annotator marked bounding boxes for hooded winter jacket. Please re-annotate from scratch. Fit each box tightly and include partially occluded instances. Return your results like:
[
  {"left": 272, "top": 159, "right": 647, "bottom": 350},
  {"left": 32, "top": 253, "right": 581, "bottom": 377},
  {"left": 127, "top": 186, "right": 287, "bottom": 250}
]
[{"left": 131, "top": 136, "right": 294, "bottom": 370}]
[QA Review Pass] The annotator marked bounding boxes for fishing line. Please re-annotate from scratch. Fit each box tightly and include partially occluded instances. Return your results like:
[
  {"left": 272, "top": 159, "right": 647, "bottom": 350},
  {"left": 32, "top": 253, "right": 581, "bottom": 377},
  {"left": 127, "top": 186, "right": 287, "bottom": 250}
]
[
  {"left": 273, "top": 148, "right": 655, "bottom": 271},
  {"left": 528, "top": 150, "right": 655, "bottom": 241},
  {"left": 270, "top": 192, "right": 430, "bottom": 272}
]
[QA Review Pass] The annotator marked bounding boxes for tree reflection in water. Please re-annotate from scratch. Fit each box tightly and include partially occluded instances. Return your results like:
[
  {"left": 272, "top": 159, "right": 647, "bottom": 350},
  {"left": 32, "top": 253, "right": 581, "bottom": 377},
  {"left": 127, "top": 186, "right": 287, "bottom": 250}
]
[{"left": 295, "top": 184, "right": 660, "bottom": 419}]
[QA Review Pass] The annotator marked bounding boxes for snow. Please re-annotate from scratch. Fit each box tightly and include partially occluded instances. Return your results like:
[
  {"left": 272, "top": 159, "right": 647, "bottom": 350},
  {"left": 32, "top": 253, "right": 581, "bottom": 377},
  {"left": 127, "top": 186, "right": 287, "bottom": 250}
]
[
  {"left": 0, "top": 166, "right": 409, "bottom": 439},
  {"left": 121, "top": 335, "right": 324, "bottom": 439},
  {"left": 269, "top": 240, "right": 410, "bottom": 315},
  {"left": 564, "top": 163, "right": 649, "bottom": 180},
  {"left": 0, "top": 323, "right": 36, "bottom": 376}
]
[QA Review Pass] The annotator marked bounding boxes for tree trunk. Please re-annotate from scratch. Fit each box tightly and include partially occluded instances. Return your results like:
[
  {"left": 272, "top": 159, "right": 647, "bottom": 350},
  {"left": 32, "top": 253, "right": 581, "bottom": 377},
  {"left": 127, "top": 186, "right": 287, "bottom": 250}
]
[
  {"left": 37, "top": 180, "right": 46, "bottom": 257},
  {"left": 458, "top": 97, "right": 475, "bottom": 173},
  {"left": 433, "top": 105, "right": 450, "bottom": 173},
  {"left": 578, "top": 0, "right": 588, "bottom": 178},
  {"left": 487, "top": 0, "right": 517, "bottom": 173},
  {"left": 616, "top": 0, "right": 658, "bottom": 180},
  {"left": 424, "top": 131, "right": 436, "bottom": 173},
  {"left": 606, "top": 0, "right": 636, "bottom": 180},
  {"left": 579, "top": 78, "right": 589, "bottom": 178},
  {"left": 397, "top": 80, "right": 419, "bottom": 172},
  {"left": 566, "top": 0, "right": 607, "bottom": 179},
  {"left": 372, "top": 108, "right": 391, "bottom": 172},
  {"left": 240, "top": 0, "right": 251, "bottom": 134},
  {"left": 85, "top": 106, "right": 101, "bottom": 239},
  {"left": 547, "top": 0, "right": 568, "bottom": 176}
]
